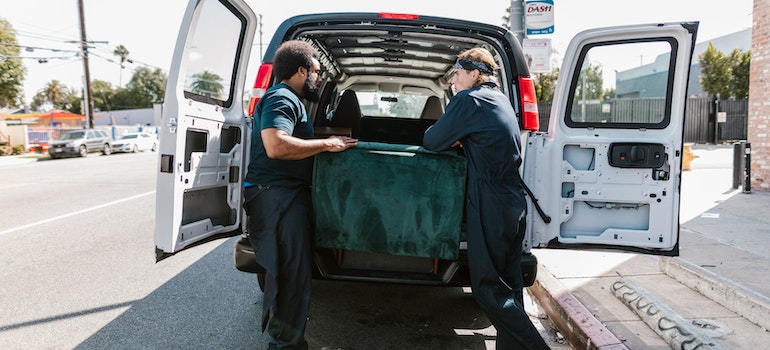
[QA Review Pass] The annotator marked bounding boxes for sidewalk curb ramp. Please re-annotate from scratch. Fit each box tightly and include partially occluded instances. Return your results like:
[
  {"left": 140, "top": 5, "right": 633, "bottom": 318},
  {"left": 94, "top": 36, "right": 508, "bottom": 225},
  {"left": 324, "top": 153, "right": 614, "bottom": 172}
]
[
  {"left": 660, "top": 256, "right": 770, "bottom": 331},
  {"left": 529, "top": 263, "right": 629, "bottom": 350}
]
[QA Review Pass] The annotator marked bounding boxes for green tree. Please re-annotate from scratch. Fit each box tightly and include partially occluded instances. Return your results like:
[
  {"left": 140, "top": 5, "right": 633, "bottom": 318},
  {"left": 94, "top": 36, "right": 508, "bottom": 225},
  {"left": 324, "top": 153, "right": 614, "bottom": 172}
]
[
  {"left": 90, "top": 79, "right": 114, "bottom": 111},
  {"left": 190, "top": 70, "right": 224, "bottom": 99},
  {"left": 731, "top": 49, "right": 751, "bottom": 99},
  {"left": 698, "top": 43, "right": 733, "bottom": 98},
  {"left": 501, "top": 7, "right": 511, "bottom": 30},
  {"left": 31, "top": 80, "right": 74, "bottom": 111},
  {"left": 534, "top": 68, "right": 559, "bottom": 103},
  {"left": 602, "top": 87, "right": 616, "bottom": 102},
  {"left": 113, "top": 44, "right": 130, "bottom": 86},
  {"left": 577, "top": 63, "right": 604, "bottom": 101},
  {"left": 111, "top": 67, "right": 167, "bottom": 109},
  {"left": 0, "top": 19, "right": 27, "bottom": 108}
]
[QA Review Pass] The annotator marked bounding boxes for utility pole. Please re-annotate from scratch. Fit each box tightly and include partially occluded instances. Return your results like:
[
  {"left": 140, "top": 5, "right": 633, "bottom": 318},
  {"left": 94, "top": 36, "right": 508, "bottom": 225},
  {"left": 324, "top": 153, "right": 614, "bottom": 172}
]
[
  {"left": 258, "top": 14, "right": 263, "bottom": 61},
  {"left": 78, "top": 0, "right": 95, "bottom": 129},
  {"left": 510, "top": 0, "right": 525, "bottom": 44}
]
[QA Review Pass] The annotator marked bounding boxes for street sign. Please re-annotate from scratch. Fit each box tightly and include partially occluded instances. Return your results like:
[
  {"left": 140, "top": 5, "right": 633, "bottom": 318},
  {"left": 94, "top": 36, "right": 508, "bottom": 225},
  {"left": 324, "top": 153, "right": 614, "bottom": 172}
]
[
  {"left": 522, "top": 38, "right": 552, "bottom": 73},
  {"left": 525, "top": 0, "right": 555, "bottom": 35}
]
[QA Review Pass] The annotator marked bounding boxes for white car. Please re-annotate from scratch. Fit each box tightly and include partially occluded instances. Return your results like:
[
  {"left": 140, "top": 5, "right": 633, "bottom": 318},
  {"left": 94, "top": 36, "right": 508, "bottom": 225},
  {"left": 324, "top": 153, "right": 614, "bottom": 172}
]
[{"left": 111, "top": 132, "right": 158, "bottom": 153}]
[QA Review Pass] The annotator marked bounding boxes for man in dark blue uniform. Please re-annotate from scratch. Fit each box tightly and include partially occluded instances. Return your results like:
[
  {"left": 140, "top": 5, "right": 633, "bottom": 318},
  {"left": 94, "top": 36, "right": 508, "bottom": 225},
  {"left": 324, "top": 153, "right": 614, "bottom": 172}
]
[
  {"left": 244, "top": 40, "right": 357, "bottom": 349},
  {"left": 423, "top": 48, "right": 549, "bottom": 350}
]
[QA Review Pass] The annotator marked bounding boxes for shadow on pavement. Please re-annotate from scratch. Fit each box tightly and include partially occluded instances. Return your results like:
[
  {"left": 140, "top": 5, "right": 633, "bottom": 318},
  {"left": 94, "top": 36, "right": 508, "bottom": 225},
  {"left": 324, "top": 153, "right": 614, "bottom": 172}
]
[{"left": 74, "top": 237, "right": 494, "bottom": 350}]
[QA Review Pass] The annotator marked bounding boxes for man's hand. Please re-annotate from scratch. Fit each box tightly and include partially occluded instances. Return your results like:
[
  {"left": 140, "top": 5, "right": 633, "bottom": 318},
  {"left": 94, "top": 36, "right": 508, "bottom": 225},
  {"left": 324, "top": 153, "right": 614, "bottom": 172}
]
[
  {"left": 325, "top": 136, "right": 358, "bottom": 153},
  {"left": 262, "top": 128, "right": 357, "bottom": 160}
]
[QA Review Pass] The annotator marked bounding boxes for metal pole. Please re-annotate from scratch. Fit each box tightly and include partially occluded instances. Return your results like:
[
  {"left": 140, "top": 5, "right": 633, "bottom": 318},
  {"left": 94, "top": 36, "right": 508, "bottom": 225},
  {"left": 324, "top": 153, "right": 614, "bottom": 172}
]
[
  {"left": 78, "top": 0, "right": 94, "bottom": 129},
  {"left": 510, "top": 0, "right": 525, "bottom": 44},
  {"left": 733, "top": 142, "right": 744, "bottom": 189},
  {"left": 744, "top": 142, "right": 751, "bottom": 193}
]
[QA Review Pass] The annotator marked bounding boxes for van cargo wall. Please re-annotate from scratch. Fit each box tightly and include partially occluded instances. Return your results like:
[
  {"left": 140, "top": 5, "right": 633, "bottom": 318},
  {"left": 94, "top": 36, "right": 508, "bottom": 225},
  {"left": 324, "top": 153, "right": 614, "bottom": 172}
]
[{"left": 313, "top": 142, "right": 466, "bottom": 260}]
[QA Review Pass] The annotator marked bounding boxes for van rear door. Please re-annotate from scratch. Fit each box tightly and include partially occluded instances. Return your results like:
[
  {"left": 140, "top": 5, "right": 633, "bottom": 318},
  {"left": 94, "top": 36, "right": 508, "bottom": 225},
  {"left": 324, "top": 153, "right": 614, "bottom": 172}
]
[
  {"left": 154, "top": 0, "right": 256, "bottom": 260},
  {"left": 523, "top": 22, "right": 698, "bottom": 255}
]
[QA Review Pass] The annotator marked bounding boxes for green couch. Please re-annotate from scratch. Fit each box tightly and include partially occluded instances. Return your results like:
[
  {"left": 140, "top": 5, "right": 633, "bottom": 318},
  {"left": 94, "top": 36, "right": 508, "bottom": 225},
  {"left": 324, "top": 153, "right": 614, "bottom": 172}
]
[{"left": 313, "top": 142, "right": 467, "bottom": 260}]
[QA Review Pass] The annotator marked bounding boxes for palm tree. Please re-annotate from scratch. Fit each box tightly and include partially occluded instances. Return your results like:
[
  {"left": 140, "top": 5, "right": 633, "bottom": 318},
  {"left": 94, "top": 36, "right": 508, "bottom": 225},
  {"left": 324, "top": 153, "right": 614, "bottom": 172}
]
[
  {"left": 189, "top": 70, "right": 224, "bottom": 99},
  {"left": 40, "top": 80, "right": 70, "bottom": 109},
  {"left": 113, "top": 44, "right": 130, "bottom": 87}
]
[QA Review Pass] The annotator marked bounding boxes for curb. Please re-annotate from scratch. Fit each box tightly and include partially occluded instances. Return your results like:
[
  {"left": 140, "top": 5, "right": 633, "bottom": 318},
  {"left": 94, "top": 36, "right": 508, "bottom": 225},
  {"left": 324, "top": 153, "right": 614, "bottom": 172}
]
[
  {"left": 528, "top": 263, "right": 629, "bottom": 350},
  {"left": 660, "top": 257, "right": 770, "bottom": 331}
]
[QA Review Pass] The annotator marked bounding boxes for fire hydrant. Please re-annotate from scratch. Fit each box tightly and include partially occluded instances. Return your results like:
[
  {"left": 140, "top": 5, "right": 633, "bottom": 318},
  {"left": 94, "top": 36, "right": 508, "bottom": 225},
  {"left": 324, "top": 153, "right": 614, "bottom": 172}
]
[{"left": 682, "top": 144, "right": 698, "bottom": 171}]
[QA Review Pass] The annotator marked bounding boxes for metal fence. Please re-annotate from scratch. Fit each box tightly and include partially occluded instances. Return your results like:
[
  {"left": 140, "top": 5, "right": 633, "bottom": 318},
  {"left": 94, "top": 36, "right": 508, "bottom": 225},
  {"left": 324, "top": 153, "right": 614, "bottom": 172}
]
[{"left": 536, "top": 97, "right": 748, "bottom": 144}]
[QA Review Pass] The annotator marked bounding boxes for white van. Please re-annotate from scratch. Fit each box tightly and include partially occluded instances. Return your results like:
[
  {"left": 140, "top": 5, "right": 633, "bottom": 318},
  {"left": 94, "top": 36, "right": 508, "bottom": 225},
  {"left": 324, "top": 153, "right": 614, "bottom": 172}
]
[{"left": 154, "top": 0, "right": 697, "bottom": 287}]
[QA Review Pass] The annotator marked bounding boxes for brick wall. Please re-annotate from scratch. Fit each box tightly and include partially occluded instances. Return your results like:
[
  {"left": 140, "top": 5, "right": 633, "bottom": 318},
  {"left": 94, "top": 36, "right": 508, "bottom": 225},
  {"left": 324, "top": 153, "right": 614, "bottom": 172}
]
[{"left": 749, "top": 0, "right": 770, "bottom": 190}]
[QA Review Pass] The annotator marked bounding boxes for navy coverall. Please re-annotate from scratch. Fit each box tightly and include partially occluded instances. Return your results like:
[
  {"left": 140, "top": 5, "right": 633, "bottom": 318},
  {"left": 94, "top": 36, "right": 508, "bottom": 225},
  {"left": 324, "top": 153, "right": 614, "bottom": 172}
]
[
  {"left": 423, "top": 82, "right": 550, "bottom": 349},
  {"left": 244, "top": 83, "right": 314, "bottom": 350}
]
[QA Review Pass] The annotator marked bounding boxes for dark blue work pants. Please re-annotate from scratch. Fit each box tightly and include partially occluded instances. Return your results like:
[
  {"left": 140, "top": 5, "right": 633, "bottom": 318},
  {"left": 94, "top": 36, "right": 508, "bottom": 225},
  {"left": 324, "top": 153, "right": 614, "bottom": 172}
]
[
  {"left": 245, "top": 185, "right": 313, "bottom": 350},
  {"left": 466, "top": 181, "right": 550, "bottom": 350}
]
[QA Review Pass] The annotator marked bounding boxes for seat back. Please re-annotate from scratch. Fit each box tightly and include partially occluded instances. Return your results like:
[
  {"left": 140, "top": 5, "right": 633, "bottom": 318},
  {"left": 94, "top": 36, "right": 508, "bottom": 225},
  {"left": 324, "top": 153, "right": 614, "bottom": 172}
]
[
  {"left": 330, "top": 90, "right": 362, "bottom": 137},
  {"left": 419, "top": 96, "right": 443, "bottom": 120}
]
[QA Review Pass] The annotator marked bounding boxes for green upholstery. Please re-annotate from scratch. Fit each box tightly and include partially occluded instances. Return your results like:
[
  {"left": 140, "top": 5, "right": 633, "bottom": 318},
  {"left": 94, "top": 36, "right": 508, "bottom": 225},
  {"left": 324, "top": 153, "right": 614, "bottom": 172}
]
[{"left": 313, "top": 142, "right": 466, "bottom": 260}]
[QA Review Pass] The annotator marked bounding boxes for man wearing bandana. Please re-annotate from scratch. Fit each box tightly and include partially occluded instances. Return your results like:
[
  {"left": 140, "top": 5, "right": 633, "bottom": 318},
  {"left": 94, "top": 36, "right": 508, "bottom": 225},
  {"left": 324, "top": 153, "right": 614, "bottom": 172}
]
[
  {"left": 423, "top": 48, "right": 549, "bottom": 349},
  {"left": 244, "top": 40, "right": 357, "bottom": 349}
]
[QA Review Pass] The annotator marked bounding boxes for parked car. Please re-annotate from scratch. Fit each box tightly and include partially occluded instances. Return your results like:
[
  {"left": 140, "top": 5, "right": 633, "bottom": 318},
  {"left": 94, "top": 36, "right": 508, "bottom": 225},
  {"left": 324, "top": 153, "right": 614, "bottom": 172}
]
[
  {"left": 155, "top": 1, "right": 698, "bottom": 288},
  {"left": 110, "top": 132, "right": 158, "bottom": 153},
  {"left": 48, "top": 129, "right": 112, "bottom": 159}
]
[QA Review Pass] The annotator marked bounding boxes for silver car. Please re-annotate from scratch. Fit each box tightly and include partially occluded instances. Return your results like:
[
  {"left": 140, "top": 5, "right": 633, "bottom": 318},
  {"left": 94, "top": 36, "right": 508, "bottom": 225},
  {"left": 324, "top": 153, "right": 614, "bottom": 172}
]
[{"left": 48, "top": 129, "right": 112, "bottom": 159}]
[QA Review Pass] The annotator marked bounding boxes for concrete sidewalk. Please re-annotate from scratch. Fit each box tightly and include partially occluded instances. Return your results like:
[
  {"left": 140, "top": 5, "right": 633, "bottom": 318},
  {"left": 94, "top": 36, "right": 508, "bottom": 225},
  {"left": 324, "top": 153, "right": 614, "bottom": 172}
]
[{"left": 529, "top": 145, "right": 770, "bottom": 349}]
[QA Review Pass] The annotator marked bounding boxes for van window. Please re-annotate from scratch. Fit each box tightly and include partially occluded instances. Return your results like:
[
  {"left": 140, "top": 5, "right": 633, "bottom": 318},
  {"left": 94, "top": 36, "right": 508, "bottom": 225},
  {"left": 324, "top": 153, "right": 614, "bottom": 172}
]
[
  {"left": 181, "top": 0, "right": 247, "bottom": 107},
  {"left": 566, "top": 39, "right": 676, "bottom": 129},
  {"left": 355, "top": 91, "right": 429, "bottom": 119}
]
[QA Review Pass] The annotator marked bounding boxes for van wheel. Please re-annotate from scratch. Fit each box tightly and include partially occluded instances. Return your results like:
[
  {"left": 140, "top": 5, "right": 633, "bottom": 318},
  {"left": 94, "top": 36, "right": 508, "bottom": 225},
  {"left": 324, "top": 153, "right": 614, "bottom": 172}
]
[
  {"left": 102, "top": 144, "right": 112, "bottom": 155},
  {"left": 78, "top": 145, "right": 87, "bottom": 157}
]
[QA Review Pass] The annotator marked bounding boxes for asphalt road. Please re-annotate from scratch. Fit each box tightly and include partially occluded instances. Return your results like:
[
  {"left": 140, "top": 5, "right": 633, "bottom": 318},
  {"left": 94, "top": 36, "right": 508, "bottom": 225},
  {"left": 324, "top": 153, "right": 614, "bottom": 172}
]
[{"left": 0, "top": 151, "right": 568, "bottom": 350}]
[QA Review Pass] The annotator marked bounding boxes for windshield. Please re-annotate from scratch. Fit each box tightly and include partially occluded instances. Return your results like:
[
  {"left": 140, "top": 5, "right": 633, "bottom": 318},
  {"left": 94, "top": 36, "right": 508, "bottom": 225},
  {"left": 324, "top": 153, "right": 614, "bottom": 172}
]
[
  {"left": 121, "top": 134, "right": 138, "bottom": 139},
  {"left": 355, "top": 91, "right": 429, "bottom": 119},
  {"left": 61, "top": 131, "right": 85, "bottom": 140}
]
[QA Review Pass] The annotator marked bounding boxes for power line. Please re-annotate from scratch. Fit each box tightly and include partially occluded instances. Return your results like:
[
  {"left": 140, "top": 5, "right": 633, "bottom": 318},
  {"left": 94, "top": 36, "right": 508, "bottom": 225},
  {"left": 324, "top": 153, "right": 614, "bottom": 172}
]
[
  {"left": 0, "top": 42, "right": 80, "bottom": 54},
  {"left": 0, "top": 55, "right": 78, "bottom": 64}
]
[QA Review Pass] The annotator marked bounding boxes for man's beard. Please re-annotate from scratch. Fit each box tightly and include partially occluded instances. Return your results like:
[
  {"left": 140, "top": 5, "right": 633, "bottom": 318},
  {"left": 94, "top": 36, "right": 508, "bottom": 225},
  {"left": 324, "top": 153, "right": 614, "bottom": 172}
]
[{"left": 302, "top": 75, "right": 320, "bottom": 102}]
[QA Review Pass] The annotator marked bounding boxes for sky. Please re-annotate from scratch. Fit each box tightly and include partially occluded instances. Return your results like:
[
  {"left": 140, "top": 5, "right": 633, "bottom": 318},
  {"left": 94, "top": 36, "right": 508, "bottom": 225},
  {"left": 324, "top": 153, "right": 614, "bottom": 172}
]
[{"left": 0, "top": 0, "right": 754, "bottom": 107}]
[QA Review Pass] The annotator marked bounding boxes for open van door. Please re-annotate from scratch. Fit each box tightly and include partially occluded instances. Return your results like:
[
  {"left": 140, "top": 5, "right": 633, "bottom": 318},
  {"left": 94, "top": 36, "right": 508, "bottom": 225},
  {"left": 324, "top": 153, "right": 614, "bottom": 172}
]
[
  {"left": 154, "top": 0, "right": 256, "bottom": 261},
  {"left": 523, "top": 22, "right": 698, "bottom": 255}
]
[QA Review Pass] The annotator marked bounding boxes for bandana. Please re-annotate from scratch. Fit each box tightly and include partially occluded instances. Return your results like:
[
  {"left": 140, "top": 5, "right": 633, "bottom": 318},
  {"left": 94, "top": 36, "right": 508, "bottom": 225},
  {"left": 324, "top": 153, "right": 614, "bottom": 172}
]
[{"left": 453, "top": 58, "right": 494, "bottom": 74}]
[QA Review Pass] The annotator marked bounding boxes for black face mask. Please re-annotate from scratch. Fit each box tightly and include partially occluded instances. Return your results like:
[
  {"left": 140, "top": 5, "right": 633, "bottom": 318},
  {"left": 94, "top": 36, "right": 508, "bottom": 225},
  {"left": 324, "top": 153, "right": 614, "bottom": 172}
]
[{"left": 302, "top": 72, "right": 320, "bottom": 103}]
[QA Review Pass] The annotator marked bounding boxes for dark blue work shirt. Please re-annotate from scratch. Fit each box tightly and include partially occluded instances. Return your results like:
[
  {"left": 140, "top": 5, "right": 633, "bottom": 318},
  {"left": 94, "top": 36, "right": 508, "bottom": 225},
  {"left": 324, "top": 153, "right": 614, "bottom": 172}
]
[
  {"left": 245, "top": 83, "right": 315, "bottom": 188},
  {"left": 423, "top": 82, "right": 523, "bottom": 186}
]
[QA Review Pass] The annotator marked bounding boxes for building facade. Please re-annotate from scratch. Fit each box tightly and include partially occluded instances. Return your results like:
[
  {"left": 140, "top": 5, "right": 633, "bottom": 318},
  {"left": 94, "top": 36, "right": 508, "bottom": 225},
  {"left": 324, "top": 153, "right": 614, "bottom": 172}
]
[{"left": 749, "top": 0, "right": 769, "bottom": 190}]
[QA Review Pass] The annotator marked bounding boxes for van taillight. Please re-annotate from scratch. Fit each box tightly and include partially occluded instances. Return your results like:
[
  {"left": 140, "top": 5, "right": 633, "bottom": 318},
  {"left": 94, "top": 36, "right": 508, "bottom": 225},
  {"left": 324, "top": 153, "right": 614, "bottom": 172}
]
[
  {"left": 379, "top": 12, "right": 420, "bottom": 20},
  {"left": 518, "top": 76, "right": 539, "bottom": 132},
  {"left": 248, "top": 63, "right": 273, "bottom": 116}
]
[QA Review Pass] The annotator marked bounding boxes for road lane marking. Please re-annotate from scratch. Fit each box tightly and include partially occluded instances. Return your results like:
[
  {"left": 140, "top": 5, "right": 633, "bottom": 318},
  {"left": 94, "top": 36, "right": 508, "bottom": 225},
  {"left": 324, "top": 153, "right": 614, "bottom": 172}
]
[{"left": 0, "top": 191, "right": 156, "bottom": 236}]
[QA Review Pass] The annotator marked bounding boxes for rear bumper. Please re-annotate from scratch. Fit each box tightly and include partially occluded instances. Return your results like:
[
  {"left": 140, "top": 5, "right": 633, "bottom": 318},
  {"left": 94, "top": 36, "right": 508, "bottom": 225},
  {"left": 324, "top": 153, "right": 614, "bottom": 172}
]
[
  {"left": 48, "top": 146, "right": 78, "bottom": 156},
  {"left": 234, "top": 236, "right": 537, "bottom": 287}
]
